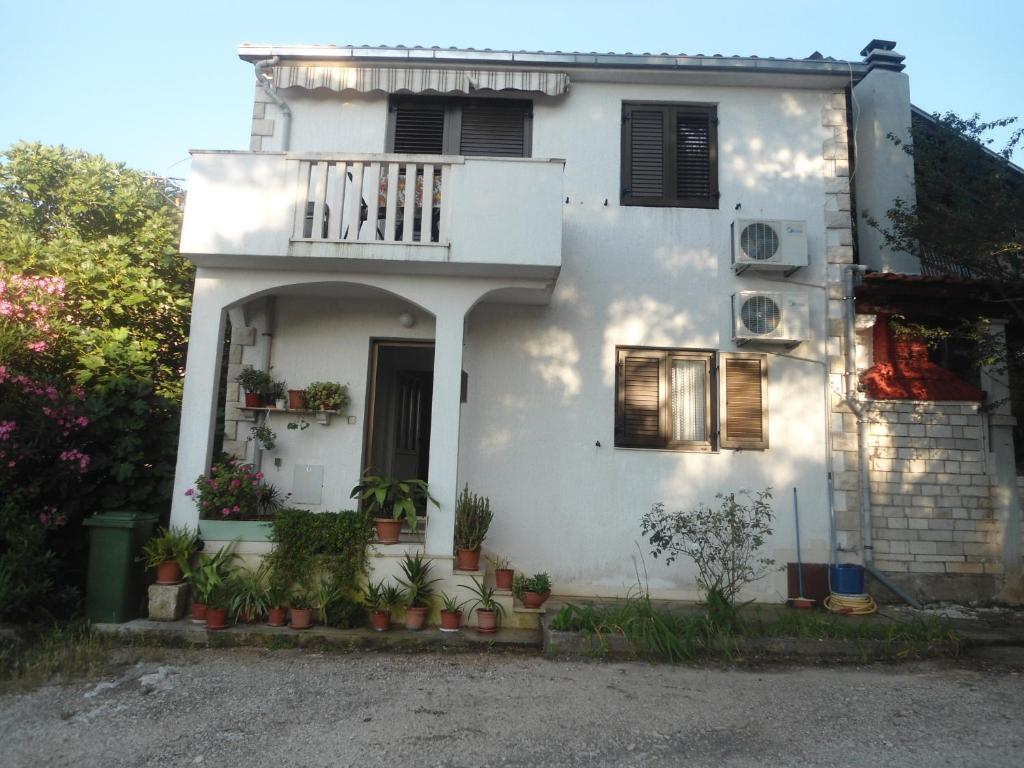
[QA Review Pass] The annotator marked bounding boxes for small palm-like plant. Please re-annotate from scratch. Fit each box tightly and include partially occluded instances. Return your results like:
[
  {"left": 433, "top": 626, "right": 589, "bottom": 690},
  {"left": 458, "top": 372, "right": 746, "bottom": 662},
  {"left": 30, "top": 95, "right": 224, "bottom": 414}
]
[
  {"left": 461, "top": 576, "right": 506, "bottom": 619},
  {"left": 397, "top": 553, "right": 440, "bottom": 608},
  {"left": 229, "top": 562, "right": 271, "bottom": 622}
]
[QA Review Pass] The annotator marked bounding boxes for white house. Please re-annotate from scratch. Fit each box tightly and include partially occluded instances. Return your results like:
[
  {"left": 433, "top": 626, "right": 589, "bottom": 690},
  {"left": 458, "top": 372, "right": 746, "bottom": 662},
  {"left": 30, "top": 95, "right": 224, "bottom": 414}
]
[{"left": 170, "top": 38, "right": 1023, "bottom": 612}]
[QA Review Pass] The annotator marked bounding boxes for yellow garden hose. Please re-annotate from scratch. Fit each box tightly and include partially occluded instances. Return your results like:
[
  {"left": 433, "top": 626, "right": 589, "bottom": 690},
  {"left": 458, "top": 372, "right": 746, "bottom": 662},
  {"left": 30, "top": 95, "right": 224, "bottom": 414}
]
[{"left": 824, "top": 592, "right": 877, "bottom": 615}]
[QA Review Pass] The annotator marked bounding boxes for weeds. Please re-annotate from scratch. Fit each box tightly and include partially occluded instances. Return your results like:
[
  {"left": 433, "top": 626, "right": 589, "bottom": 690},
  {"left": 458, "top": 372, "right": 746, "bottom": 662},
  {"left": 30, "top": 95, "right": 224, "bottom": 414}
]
[{"left": 0, "top": 622, "right": 115, "bottom": 691}]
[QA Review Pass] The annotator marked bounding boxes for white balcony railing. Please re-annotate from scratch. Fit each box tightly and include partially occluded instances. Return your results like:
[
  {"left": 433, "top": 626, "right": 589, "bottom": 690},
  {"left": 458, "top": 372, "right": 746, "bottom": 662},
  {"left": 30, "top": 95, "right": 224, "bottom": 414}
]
[{"left": 293, "top": 156, "right": 451, "bottom": 245}]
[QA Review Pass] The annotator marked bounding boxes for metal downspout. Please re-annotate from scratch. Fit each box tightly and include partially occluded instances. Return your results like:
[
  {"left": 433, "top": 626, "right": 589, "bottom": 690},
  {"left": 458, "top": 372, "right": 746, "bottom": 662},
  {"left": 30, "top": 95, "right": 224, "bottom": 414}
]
[
  {"left": 254, "top": 55, "right": 291, "bottom": 151},
  {"left": 252, "top": 297, "right": 276, "bottom": 474},
  {"left": 842, "top": 265, "right": 922, "bottom": 608}
]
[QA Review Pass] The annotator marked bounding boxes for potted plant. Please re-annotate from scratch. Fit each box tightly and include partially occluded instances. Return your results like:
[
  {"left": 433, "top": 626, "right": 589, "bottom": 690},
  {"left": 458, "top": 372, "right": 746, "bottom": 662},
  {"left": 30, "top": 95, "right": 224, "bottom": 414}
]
[
  {"left": 189, "top": 456, "right": 282, "bottom": 520},
  {"left": 248, "top": 422, "right": 276, "bottom": 451},
  {"left": 513, "top": 572, "right": 552, "bottom": 609},
  {"left": 461, "top": 576, "right": 505, "bottom": 634},
  {"left": 266, "top": 574, "right": 289, "bottom": 627},
  {"left": 439, "top": 593, "right": 466, "bottom": 632},
  {"left": 287, "top": 388, "right": 306, "bottom": 410},
  {"left": 351, "top": 472, "right": 438, "bottom": 544},
  {"left": 364, "top": 579, "right": 405, "bottom": 632},
  {"left": 205, "top": 582, "right": 233, "bottom": 631},
  {"left": 304, "top": 380, "right": 350, "bottom": 416},
  {"left": 487, "top": 554, "right": 514, "bottom": 591},
  {"left": 397, "top": 553, "right": 439, "bottom": 630},
  {"left": 289, "top": 584, "right": 316, "bottom": 630},
  {"left": 230, "top": 562, "right": 270, "bottom": 623},
  {"left": 141, "top": 526, "right": 196, "bottom": 585},
  {"left": 182, "top": 543, "right": 238, "bottom": 623},
  {"left": 268, "top": 379, "right": 288, "bottom": 409},
  {"left": 236, "top": 366, "right": 271, "bottom": 407},
  {"left": 453, "top": 485, "right": 492, "bottom": 571}
]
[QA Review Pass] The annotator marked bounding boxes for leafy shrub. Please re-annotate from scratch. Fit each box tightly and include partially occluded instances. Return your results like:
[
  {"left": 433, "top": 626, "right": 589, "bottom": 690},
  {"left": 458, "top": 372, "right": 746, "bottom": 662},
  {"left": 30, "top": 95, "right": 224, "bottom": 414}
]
[{"left": 304, "top": 381, "right": 349, "bottom": 412}]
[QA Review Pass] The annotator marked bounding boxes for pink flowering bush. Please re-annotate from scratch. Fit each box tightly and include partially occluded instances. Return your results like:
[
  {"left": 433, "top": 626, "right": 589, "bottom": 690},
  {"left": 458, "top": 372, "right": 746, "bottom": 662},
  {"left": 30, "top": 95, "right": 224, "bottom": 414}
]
[
  {"left": 0, "top": 271, "right": 66, "bottom": 369},
  {"left": 190, "top": 455, "right": 285, "bottom": 520}
]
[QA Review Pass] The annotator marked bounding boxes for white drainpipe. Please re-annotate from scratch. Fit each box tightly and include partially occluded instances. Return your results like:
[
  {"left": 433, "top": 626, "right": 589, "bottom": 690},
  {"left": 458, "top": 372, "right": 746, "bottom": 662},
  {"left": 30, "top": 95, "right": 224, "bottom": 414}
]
[
  {"left": 254, "top": 55, "right": 291, "bottom": 151},
  {"left": 842, "top": 264, "right": 921, "bottom": 608}
]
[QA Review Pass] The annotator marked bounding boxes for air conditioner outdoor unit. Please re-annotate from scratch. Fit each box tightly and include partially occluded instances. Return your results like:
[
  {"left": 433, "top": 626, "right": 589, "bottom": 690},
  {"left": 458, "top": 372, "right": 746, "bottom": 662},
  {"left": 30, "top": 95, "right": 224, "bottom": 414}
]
[
  {"left": 731, "top": 219, "right": 808, "bottom": 274},
  {"left": 732, "top": 291, "right": 809, "bottom": 347}
]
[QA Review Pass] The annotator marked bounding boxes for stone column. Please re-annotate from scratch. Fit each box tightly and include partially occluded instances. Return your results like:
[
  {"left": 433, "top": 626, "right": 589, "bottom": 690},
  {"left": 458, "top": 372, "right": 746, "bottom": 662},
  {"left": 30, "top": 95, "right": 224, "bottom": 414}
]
[{"left": 169, "top": 276, "right": 227, "bottom": 531}]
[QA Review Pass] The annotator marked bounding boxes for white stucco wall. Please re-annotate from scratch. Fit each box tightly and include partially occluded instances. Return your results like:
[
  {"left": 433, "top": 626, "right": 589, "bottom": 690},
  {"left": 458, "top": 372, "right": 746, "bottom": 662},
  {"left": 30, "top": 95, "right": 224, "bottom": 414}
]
[{"left": 181, "top": 75, "right": 844, "bottom": 602}]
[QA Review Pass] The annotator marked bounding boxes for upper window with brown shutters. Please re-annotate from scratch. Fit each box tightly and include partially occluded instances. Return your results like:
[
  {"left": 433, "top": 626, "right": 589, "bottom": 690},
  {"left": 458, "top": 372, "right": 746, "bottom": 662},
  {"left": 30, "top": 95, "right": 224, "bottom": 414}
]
[
  {"left": 620, "top": 102, "right": 719, "bottom": 209},
  {"left": 387, "top": 96, "right": 532, "bottom": 157}
]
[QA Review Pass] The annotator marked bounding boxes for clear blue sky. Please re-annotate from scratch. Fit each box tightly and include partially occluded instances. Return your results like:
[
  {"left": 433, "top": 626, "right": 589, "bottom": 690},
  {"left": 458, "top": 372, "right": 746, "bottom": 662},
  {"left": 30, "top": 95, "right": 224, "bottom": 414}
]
[{"left": 4, "top": 0, "right": 1022, "bottom": 178}]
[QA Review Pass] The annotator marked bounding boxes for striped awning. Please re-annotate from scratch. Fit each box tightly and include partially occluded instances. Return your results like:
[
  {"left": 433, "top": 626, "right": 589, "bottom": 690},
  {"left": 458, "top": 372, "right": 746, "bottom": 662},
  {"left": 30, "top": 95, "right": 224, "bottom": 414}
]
[{"left": 272, "top": 65, "right": 570, "bottom": 96}]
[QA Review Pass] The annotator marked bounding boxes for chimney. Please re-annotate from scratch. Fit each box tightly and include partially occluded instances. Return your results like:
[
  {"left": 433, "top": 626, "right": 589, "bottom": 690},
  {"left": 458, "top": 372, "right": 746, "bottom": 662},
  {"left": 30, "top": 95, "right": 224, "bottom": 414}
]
[{"left": 859, "top": 39, "right": 906, "bottom": 72}]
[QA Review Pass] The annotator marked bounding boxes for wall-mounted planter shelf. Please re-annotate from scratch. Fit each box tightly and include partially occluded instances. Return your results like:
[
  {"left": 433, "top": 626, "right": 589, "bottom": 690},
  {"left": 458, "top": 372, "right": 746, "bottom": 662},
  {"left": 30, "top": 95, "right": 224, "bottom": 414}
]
[{"left": 239, "top": 406, "right": 343, "bottom": 425}]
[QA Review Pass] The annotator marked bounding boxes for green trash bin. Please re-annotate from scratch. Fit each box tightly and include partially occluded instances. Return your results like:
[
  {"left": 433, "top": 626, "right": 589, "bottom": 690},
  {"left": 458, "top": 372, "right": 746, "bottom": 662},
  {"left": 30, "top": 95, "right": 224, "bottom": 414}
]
[{"left": 83, "top": 511, "right": 159, "bottom": 623}]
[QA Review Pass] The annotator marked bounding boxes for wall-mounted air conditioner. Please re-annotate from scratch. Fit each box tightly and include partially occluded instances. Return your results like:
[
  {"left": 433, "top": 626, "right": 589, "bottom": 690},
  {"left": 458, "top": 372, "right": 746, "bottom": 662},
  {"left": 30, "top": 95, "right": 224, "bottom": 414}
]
[
  {"left": 732, "top": 291, "right": 809, "bottom": 347},
  {"left": 731, "top": 219, "right": 808, "bottom": 275}
]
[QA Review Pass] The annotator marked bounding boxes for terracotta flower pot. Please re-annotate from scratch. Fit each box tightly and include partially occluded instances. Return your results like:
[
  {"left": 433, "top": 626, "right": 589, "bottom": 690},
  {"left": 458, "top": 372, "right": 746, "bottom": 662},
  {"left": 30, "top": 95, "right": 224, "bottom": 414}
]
[
  {"left": 370, "top": 610, "right": 391, "bottom": 632},
  {"left": 455, "top": 548, "right": 481, "bottom": 572},
  {"left": 287, "top": 389, "right": 306, "bottom": 409},
  {"left": 238, "top": 609, "right": 260, "bottom": 624},
  {"left": 405, "top": 605, "right": 428, "bottom": 630},
  {"left": 521, "top": 591, "right": 550, "bottom": 609},
  {"left": 244, "top": 392, "right": 263, "bottom": 408},
  {"left": 267, "top": 606, "right": 287, "bottom": 627},
  {"left": 440, "top": 610, "right": 462, "bottom": 632},
  {"left": 205, "top": 607, "right": 229, "bottom": 631},
  {"left": 476, "top": 609, "right": 498, "bottom": 634},
  {"left": 375, "top": 518, "right": 402, "bottom": 544},
  {"left": 289, "top": 607, "right": 313, "bottom": 630},
  {"left": 494, "top": 568, "right": 514, "bottom": 590},
  {"left": 191, "top": 602, "right": 208, "bottom": 623},
  {"left": 155, "top": 560, "right": 182, "bottom": 585}
]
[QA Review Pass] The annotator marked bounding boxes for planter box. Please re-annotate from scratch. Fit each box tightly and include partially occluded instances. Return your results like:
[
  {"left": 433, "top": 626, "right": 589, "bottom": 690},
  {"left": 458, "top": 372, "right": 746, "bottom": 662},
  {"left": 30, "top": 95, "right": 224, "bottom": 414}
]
[{"left": 199, "top": 520, "right": 273, "bottom": 542}]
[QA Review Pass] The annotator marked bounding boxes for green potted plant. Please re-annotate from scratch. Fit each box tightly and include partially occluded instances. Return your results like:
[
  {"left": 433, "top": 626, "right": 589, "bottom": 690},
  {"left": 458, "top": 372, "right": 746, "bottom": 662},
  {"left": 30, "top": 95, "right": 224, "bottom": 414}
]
[
  {"left": 289, "top": 584, "right": 316, "bottom": 630},
  {"left": 205, "top": 582, "right": 234, "bottom": 631},
  {"left": 229, "top": 562, "right": 271, "bottom": 623},
  {"left": 182, "top": 543, "right": 238, "bottom": 623},
  {"left": 513, "top": 572, "right": 552, "bottom": 609},
  {"left": 267, "top": 379, "right": 288, "bottom": 409},
  {"left": 487, "top": 553, "right": 515, "bottom": 591},
  {"left": 454, "top": 485, "right": 493, "bottom": 571},
  {"left": 141, "top": 526, "right": 197, "bottom": 585},
  {"left": 397, "top": 553, "right": 440, "bottom": 630},
  {"left": 304, "top": 380, "right": 350, "bottom": 417},
  {"left": 461, "top": 576, "right": 505, "bottom": 634},
  {"left": 351, "top": 472, "right": 438, "bottom": 543},
  {"left": 439, "top": 593, "right": 466, "bottom": 632},
  {"left": 248, "top": 422, "right": 276, "bottom": 451},
  {"left": 236, "top": 365, "right": 272, "bottom": 407},
  {"left": 363, "top": 579, "right": 405, "bottom": 632},
  {"left": 266, "top": 573, "right": 289, "bottom": 627},
  {"left": 189, "top": 455, "right": 283, "bottom": 520}
]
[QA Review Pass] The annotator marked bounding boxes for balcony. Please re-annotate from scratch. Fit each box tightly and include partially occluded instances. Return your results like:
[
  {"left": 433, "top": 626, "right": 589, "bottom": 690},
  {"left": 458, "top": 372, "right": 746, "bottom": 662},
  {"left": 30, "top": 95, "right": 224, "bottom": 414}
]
[{"left": 180, "top": 151, "right": 564, "bottom": 280}]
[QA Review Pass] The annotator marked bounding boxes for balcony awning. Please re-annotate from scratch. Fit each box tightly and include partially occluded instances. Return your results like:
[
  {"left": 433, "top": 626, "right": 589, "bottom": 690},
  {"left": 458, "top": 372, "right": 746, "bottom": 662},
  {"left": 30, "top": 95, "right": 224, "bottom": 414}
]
[{"left": 272, "top": 65, "right": 570, "bottom": 96}]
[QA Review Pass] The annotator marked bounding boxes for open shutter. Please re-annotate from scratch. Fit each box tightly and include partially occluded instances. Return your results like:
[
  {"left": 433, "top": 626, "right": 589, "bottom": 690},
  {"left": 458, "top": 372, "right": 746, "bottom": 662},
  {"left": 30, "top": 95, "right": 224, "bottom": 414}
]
[
  {"left": 459, "top": 101, "right": 529, "bottom": 157},
  {"left": 720, "top": 353, "right": 768, "bottom": 450},
  {"left": 622, "top": 106, "right": 667, "bottom": 204},
  {"left": 391, "top": 101, "right": 446, "bottom": 154},
  {"left": 616, "top": 349, "right": 664, "bottom": 447},
  {"left": 674, "top": 106, "right": 717, "bottom": 206}
]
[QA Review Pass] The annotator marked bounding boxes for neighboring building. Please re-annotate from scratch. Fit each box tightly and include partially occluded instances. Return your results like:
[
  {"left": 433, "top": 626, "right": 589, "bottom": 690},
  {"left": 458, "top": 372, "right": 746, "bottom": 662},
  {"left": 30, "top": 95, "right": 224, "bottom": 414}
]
[{"left": 171, "top": 38, "right": 1023, "bottom": 610}]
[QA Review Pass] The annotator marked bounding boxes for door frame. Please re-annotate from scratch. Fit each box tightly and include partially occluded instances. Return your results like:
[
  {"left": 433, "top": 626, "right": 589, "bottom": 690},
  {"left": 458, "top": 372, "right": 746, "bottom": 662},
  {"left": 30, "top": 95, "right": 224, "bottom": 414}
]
[{"left": 362, "top": 338, "right": 436, "bottom": 480}]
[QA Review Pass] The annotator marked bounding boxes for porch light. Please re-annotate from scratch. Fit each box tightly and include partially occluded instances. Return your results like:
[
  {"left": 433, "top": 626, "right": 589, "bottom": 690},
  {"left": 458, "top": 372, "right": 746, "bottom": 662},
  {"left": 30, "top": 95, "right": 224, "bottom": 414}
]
[{"left": 399, "top": 312, "right": 416, "bottom": 328}]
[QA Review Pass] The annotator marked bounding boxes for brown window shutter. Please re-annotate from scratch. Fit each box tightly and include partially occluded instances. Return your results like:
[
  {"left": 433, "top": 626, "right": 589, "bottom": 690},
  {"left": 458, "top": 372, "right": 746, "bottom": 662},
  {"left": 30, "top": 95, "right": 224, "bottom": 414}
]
[
  {"left": 616, "top": 349, "right": 664, "bottom": 447},
  {"left": 720, "top": 353, "right": 768, "bottom": 450},
  {"left": 392, "top": 101, "right": 445, "bottom": 154},
  {"left": 675, "top": 107, "right": 717, "bottom": 204},
  {"left": 622, "top": 106, "right": 667, "bottom": 202},
  {"left": 459, "top": 101, "right": 529, "bottom": 157}
]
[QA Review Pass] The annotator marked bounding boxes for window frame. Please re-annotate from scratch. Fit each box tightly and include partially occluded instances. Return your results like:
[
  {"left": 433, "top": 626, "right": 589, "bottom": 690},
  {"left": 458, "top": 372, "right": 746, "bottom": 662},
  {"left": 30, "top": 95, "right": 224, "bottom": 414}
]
[
  {"left": 620, "top": 101, "right": 719, "bottom": 209},
  {"left": 385, "top": 95, "right": 533, "bottom": 157}
]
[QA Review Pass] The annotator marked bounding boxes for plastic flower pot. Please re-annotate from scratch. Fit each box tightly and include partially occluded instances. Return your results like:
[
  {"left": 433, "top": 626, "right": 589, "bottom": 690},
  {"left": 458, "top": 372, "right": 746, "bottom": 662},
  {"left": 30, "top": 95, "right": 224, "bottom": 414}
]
[
  {"left": 494, "top": 569, "right": 514, "bottom": 590},
  {"left": 289, "top": 607, "right": 313, "bottom": 630},
  {"left": 244, "top": 392, "right": 263, "bottom": 408},
  {"left": 455, "top": 548, "right": 481, "bottom": 571},
  {"left": 191, "top": 602, "right": 208, "bottom": 623},
  {"left": 375, "top": 518, "right": 402, "bottom": 544},
  {"left": 205, "top": 607, "right": 229, "bottom": 631},
  {"left": 521, "top": 591, "right": 550, "bottom": 609},
  {"left": 155, "top": 560, "right": 182, "bottom": 585},
  {"left": 405, "top": 606, "right": 428, "bottom": 630},
  {"left": 440, "top": 610, "right": 462, "bottom": 632},
  {"left": 370, "top": 611, "right": 391, "bottom": 632},
  {"left": 267, "top": 606, "right": 287, "bottom": 627},
  {"left": 476, "top": 609, "right": 498, "bottom": 634},
  {"left": 287, "top": 389, "right": 306, "bottom": 409}
]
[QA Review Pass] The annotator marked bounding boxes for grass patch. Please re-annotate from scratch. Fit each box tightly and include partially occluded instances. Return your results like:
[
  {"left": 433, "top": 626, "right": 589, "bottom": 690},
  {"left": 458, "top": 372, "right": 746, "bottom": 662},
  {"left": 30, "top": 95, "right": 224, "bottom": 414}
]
[
  {"left": 550, "top": 598, "right": 962, "bottom": 662},
  {"left": 0, "top": 622, "right": 116, "bottom": 691}
]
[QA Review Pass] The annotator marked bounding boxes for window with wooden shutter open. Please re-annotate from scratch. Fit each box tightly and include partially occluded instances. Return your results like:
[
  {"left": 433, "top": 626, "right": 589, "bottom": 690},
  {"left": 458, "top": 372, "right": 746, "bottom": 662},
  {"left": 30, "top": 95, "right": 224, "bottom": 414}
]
[
  {"left": 719, "top": 353, "right": 768, "bottom": 450},
  {"left": 621, "top": 102, "right": 718, "bottom": 208}
]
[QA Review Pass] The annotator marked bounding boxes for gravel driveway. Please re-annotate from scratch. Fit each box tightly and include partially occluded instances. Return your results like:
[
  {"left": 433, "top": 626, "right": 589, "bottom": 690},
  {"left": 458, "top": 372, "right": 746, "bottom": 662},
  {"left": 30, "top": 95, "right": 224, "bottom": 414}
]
[{"left": 1, "top": 649, "right": 1021, "bottom": 767}]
